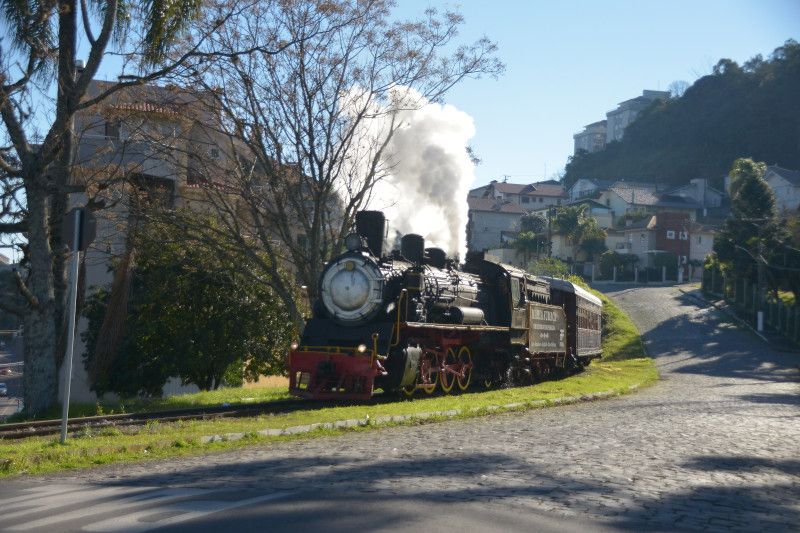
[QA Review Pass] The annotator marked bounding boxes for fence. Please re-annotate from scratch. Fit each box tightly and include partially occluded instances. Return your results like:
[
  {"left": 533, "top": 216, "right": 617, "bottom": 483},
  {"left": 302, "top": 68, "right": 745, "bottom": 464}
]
[{"left": 702, "top": 266, "right": 800, "bottom": 344}]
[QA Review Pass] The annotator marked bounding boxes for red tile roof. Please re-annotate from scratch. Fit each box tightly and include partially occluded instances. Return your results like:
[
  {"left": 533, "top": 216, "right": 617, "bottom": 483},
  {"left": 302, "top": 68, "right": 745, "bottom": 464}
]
[
  {"left": 491, "top": 181, "right": 567, "bottom": 198},
  {"left": 108, "top": 102, "right": 180, "bottom": 117}
]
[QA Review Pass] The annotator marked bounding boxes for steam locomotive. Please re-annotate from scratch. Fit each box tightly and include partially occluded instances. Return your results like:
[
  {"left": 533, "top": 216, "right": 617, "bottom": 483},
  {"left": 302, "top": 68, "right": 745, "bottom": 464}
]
[{"left": 288, "top": 211, "right": 603, "bottom": 400}]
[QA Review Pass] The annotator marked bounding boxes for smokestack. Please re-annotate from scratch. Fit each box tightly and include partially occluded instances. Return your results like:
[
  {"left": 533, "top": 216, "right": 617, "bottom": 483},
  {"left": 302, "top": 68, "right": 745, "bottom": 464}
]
[
  {"left": 425, "top": 247, "right": 446, "bottom": 269},
  {"left": 355, "top": 211, "right": 385, "bottom": 258},
  {"left": 401, "top": 234, "right": 425, "bottom": 265}
]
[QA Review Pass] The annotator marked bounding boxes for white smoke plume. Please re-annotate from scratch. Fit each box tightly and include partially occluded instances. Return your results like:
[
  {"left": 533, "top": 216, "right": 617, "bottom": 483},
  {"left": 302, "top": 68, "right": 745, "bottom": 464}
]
[{"left": 356, "top": 87, "right": 477, "bottom": 260}]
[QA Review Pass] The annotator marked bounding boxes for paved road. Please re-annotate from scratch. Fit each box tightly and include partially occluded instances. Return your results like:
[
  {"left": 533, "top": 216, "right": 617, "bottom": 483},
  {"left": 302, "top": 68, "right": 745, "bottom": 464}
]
[{"left": 1, "top": 285, "right": 798, "bottom": 532}]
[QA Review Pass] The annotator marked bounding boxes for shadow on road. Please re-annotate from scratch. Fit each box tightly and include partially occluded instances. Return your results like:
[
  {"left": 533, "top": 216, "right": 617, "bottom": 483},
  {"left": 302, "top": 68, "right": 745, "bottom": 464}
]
[
  {"left": 91, "top": 446, "right": 799, "bottom": 531},
  {"left": 619, "top": 290, "right": 800, "bottom": 387}
]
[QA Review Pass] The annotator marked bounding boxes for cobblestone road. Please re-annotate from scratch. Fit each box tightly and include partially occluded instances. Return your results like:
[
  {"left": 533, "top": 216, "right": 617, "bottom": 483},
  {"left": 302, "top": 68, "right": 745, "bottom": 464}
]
[{"left": 2, "top": 285, "right": 799, "bottom": 532}]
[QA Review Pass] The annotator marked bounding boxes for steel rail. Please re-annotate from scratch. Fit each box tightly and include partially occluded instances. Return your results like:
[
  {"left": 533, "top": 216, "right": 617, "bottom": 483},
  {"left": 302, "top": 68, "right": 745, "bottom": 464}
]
[{"left": 0, "top": 395, "right": 387, "bottom": 440}]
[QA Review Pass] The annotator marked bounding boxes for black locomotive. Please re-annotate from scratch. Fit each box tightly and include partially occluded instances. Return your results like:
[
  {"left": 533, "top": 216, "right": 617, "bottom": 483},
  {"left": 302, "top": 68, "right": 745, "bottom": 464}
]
[{"left": 289, "top": 210, "right": 602, "bottom": 400}]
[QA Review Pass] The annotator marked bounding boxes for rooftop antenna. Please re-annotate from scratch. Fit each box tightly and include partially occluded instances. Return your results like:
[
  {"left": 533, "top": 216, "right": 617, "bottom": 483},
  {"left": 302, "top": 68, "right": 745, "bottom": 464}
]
[{"left": 502, "top": 174, "right": 509, "bottom": 183}]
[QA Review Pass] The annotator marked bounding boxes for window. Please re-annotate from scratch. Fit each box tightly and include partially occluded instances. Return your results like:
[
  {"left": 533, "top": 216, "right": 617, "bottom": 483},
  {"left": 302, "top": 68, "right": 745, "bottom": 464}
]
[
  {"left": 698, "top": 236, "right": 702, "bottom": 244},
  {"left": 538, "top": 197, "right": 543, "bottom": 203},
  {"left": 606, "top": 199, "right": 611, "bottom": 206},
  {"left": 522, "top": 197, "right": 530, "bottom": 203},
  {"left": 666, "top": 230, "right": 676, "bottom": 239},
  {"left": 679, "top": 231, "right": 688, "bottom": 240},
  {"left": 209, "top": 148, "right": 220, "bottom": 159}
]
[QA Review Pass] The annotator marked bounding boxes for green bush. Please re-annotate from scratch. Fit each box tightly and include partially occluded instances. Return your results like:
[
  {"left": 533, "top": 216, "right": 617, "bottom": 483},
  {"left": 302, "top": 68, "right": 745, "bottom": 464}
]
[
  {"left": 528, "top": 257, "right": 571, "bottom": 278},
  {"left": 598, "top": 250, "right": 638, "bottom": 278},
  {"left": 82, "top": 215, "right": 296, "bottom": 396}
]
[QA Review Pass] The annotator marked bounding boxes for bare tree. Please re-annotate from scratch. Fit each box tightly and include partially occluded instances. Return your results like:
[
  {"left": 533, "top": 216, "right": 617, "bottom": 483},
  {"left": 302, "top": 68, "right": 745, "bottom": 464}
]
[
  {"left": 175, "top": 0, "right": 504, "bottom": 326},
  {"left": 668, "top": 80, "right": 690, "bottom": 98}
]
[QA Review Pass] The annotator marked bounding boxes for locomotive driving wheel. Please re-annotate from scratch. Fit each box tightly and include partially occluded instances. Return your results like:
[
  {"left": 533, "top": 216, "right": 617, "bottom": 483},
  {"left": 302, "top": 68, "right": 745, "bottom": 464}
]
[
  {"left": 400, "top": 350, "right": 439, "bottom": 397},
  {"left": 419, "top": 351, "right": 438, "bottom": 395},
  {"left": 439, "top": 348, "right": 457, "bottom": 393},
  {"left": 456, "top": 346, "right": 473, "bottom": 392}
]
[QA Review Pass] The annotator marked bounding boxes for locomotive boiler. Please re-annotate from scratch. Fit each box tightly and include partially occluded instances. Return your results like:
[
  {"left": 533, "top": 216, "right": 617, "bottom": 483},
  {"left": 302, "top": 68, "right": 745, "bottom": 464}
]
[{"left": 288, "top": 210, "right": 602, "bottom": 400}]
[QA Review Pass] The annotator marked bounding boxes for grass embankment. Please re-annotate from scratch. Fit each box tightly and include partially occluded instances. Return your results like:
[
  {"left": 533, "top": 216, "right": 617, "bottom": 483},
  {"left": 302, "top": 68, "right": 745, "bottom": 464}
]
[{"left": 0, "top": 287, "right": 656, "bottom": 478}]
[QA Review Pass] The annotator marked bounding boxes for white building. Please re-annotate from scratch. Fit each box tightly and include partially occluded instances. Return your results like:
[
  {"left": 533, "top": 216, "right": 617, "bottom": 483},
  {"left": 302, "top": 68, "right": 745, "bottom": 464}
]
[
  {"left": 466, "top": 197, "right": 529, "bottom": 252},
  {"left": 567, "top": 178, "right": 614, "bottom": 201},
  {"left": 606, "top": 90, "right": 669, "bottom": 143},
  {"left": 764, "top": 166, "right": 800, "bottom": 213},
  {"left": 573, "top": 120, "right": 607, "bottom": 155}
]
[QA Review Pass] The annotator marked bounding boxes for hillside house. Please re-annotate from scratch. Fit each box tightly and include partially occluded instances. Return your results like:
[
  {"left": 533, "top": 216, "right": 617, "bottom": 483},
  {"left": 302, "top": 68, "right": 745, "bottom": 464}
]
[
  {"left": 466, "top": 197, "right": 528, "bottom": 252},
  {"left": 573, "top": 120, "right": 607, "bottom": 155},
  {"left": 764, "top": 165, "right": 800, "bottom": 213},
  {"left": 567, "top": 178, "right": 614, "bottom": 201},
  {"left": 666, "top": 178, "right": 726, "bottom": 212},
  {"left": 597, "top": 184, "right": 699, "bottom": 225},
  {"left": 605, "top": 90, "right": 669, "bottom": 143},
  {"left": 469, "top": 180, "right": 567, "bottom": 208}
]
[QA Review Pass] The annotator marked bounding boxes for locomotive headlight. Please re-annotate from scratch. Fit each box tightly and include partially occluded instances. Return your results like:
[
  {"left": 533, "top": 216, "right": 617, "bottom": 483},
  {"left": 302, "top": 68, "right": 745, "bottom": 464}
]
[
  {"left": 290, "top": 342, "right": 299, "bottom": 351},
  {"left": 320, "top": 255, "right": 384, "bottom": 324},
  {"left": 356, "top": 344, "right": 367, "bottom": 353}
]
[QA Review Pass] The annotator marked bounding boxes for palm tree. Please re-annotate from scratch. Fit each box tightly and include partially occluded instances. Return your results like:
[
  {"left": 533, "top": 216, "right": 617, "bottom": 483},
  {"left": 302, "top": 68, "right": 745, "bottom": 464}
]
[{"left": 0, "top": 0, "right": 206, "bottom": 415}]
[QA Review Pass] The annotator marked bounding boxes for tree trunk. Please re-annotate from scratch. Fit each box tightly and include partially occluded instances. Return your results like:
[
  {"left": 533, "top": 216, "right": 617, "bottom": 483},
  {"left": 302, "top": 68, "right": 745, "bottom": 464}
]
[{"left": 23, "top": 188, "right": 59, "bottom": 417}]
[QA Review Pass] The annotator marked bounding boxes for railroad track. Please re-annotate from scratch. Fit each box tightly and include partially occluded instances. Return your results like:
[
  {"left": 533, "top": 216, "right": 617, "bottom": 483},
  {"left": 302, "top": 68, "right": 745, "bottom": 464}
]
[{"left": 0, "top": 396, "right": 384, "bottom": 440}]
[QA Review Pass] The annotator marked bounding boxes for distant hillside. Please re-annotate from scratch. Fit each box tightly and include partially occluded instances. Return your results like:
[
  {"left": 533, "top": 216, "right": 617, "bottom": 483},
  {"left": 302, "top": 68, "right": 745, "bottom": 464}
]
[{"left": 563, "top": 40, "right": 800, "bottom": 190}]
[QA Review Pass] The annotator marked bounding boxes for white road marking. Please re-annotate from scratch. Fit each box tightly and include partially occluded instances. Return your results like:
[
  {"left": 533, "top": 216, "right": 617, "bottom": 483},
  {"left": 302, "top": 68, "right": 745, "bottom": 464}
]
[
  {"left": 0, "top": 484, "right": 116, "bottom": 509},
  {"left": 2, "top": 486, "right": 154, "bottom": 521},
  {"left": 6, "top": 488, "right": 208, "bottom": 531},
  {"left": 84, "top": 491, "right": 296, "bottom": 532}
]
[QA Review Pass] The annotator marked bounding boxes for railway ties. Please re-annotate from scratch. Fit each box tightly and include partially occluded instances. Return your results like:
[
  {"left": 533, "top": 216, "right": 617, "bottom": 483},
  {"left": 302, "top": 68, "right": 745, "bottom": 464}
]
[{"left": 0, "top": 397, "right": 377, "bottom": 440}]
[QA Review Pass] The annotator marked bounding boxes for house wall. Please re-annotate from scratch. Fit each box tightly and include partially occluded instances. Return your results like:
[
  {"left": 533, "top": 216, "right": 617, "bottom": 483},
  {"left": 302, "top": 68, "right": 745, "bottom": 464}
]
[
  {"left": 569, "top": 179, "right": 600, "bottom": 201},
  {"left": 596, "top": 190, "right": 629, "bottom": 221},
  {"left": 550, "top": 234, "right": 577, "bottom": 262},
  {"left": 670, "top": 179, "right": 724, "bottom": 208},
  {"left": 573, "top": 123, "right": 606, "bottom": 154},
  {"left": 605, "top": 232, "right": 627, "bottom": 253},
  {"left": 511, "top": 193, "right": 562, "bottom": 208},
  {"left": 589, "top": 208, "right": 613, "bottom": 229},
  {"left": 623, "top": 229, "right": 656, "bottom": 264},
  {"left": 606, "top": 106, "right": 640, "bottom": 143},
  {"left": 468, "top": 211, "right": 522, "bottom": 251},
  {"left": 654, "top": 214, "right": 691, "bottom": 263},
  {"left": 689, "top": 231, "right": 715, "bottom": 264},
  {"left": 765, "top": 173, "right": 800, "bottom": 213}
]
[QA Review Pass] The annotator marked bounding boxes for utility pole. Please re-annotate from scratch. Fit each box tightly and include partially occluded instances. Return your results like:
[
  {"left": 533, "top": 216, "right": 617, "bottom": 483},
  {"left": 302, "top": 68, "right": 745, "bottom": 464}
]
[{"left": 756, "top": 240, "right": 766, "bottom": 332}]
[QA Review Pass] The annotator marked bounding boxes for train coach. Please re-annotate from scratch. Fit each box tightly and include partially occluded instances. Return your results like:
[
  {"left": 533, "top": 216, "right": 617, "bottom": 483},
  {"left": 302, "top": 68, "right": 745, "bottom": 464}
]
[{"left": 288, "top": 210, "right": 602, "bottom": 400}]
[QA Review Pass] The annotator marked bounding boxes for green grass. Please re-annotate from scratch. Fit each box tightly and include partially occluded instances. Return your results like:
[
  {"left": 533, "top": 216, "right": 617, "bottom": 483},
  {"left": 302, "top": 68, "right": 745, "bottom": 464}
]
[{"left": 0, "top": 289, "right": 656, "bottom": 478}]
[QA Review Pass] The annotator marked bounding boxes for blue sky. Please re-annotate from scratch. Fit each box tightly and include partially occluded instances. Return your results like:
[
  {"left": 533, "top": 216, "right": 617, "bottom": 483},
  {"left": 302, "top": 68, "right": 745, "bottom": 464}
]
[{"left": 395, "top": 0, "right": 800, "bottom": 188}]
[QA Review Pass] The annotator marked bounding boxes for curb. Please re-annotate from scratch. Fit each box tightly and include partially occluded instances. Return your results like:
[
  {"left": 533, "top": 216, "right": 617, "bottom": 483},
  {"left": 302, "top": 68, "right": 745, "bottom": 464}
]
[{"left": 200, "top": 384, "right": 642, "bottom": 444}]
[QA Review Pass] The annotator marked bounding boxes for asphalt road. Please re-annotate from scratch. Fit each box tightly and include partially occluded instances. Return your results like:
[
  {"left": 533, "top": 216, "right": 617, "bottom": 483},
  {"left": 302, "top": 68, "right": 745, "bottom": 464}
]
[
  {"left": 1, "top": 285, "right": 798, "bottom": 532},
  {"left": 0, "top": 334, "right": 23, "bottom": 419}
]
